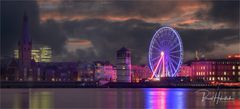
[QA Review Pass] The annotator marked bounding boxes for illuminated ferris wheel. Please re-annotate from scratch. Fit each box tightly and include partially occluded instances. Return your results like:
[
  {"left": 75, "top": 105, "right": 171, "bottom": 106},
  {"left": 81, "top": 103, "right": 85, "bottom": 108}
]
[{"left": 148, "top": 27, "right": 183, "bottom": 80}]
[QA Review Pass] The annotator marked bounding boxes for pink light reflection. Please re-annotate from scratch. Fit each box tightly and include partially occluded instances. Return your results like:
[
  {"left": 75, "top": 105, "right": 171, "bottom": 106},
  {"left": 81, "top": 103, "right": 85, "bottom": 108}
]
[{"left": 150, "top": 55, "right": 163, "bottom": 79}]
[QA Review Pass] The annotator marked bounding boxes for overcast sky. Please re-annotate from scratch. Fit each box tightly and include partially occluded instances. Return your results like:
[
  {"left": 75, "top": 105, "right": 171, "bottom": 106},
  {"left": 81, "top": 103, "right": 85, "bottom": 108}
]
[{"left": 1, "top": 0, "right": 239, "bottom": 64}]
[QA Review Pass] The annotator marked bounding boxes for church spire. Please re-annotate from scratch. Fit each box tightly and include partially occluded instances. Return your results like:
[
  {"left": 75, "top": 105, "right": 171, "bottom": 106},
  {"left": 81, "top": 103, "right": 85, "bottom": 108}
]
[
  {"left": 19, "top": 12, "right": 32, "bottom": 68},
  {"left": 22, "top": 12, "right": 30, "bottom": 44}
]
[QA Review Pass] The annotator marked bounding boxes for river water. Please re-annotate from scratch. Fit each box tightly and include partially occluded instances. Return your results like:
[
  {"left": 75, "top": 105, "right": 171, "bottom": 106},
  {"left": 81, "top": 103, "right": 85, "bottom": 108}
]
[{"left": 1, "top": 88, "right": 239, "bottom": 109}]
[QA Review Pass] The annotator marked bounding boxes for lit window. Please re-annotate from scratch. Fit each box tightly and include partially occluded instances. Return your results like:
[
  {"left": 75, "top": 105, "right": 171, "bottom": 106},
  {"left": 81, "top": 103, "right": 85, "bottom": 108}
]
[
  {"left": 224, "top": 71, "right": 226, "bottom": 75},
  {"left": 233, "top": 72, "right": 235, "bottom": 75},
  {"left": 221, "top": 77, "right": 223, "bottom": 81},
  {"left": 212, "top": 77, "right": 215, "bottom": 81},
  {"left": 233, "top": 66, "right": 235, "bottom": 70},
  {"left": 238, "top": 66, "right": 240, "bottom": 70},
  {"left": 209, "top": 77, "right": 212, "bottom": 81},
  {"left": 213, "top": 72, "right": 215, "bottom": 75},
  {"left": 210, "top": 72, "right": 211, "bottom": 75}
]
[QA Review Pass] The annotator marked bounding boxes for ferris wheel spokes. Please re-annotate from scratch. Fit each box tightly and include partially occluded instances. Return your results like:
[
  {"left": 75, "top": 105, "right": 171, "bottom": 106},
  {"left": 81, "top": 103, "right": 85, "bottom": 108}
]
[{"left": 148, "top": 27, "right": 183, "bottom": 80}]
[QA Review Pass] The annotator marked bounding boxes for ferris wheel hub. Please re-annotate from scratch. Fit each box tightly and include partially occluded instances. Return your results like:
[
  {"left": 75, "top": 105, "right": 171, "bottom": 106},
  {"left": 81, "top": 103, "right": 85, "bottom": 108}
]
[{"left": 161, "top": 51, "right": 164, "bottom": 56}]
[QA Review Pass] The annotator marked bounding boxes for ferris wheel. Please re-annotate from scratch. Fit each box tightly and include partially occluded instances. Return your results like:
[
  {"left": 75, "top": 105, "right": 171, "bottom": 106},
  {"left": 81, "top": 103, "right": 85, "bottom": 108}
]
[{"left": 148, "top": 27, "right": 183, "bottom": 80}]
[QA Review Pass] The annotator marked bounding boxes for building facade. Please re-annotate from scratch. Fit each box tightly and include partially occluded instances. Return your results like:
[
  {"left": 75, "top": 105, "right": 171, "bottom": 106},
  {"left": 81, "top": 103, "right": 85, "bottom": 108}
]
[
  {"left": 116, "top": 47, "right": 132, "bottom": 82},
  {"left": 177, "top": 65, "right": 192, "bottom": 77},
  {"left": 131, "top": 65, "right": 152, "bottom": 82},
  {"left": 191, "top": 58, "right": 240, "bottom": 83},
  {"left": 94, "top": 61, "right": 117, "bottom": 82}
]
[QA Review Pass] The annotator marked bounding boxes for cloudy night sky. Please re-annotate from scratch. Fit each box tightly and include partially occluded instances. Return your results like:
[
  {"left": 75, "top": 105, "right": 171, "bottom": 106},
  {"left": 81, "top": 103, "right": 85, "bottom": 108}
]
[{"left": 1, "top": 0, "right": 239, "bottom": 64}]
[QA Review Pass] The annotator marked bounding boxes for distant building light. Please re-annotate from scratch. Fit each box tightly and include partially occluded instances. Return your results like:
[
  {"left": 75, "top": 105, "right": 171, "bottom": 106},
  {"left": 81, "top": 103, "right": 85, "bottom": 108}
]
[
  {"left": 233, "top": 66, "right": 235, "bottom": 70},
  {"left": 233, "top": 72, "right": 235, "bottom": 75},
  {"left": 14, "top": 46, "right": 52, "bottom": 62},
  {"left": 51, "top": 78, "right": 55, "bottom": 81},
  {"left": 227, "top": 54, "right": 240, "bottom": 59}
]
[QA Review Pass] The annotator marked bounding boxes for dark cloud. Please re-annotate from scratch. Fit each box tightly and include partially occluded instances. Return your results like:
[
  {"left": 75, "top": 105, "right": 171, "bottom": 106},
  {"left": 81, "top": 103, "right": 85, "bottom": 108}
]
[
  {"left": 57, "top": 0, "right": 179, "bottom": 18},
  {"left": 59, "top": 19, "right": 160, "bottom": 64},
  {"left": 37, "top": 20, "right": 67, "bottom": 54},
  {"left": 1, "top": 0, "right": 239, "bottom": 64},
  {"left": 49, "top": 18, "right": 238, "bottom": 64},
  {"left": 178, "top": 28, "right": 239, "bottom": 52},
  {"left": 209, "top": 1, "right": 239, "bottom": 27}
]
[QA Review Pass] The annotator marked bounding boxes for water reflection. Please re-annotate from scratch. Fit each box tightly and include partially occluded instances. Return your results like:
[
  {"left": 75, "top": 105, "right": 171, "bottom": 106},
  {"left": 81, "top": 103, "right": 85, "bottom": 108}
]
[
  {"left": 1, "top": 88, "right": 239, "bottom": 109},
  {"left": 29, "top": 91, "right": 53, "bottom": 109},
  {"left": 3, "top": 89, "right": 53, "bottom": 109},
  {"left": 145, "top": 88, "right": 185, "bottom": 109}
]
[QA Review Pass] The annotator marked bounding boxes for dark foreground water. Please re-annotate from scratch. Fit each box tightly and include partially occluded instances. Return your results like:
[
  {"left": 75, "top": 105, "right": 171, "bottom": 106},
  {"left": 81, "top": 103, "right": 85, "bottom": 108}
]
[{"left": 1, "top": 88, "right": 239, "bottom": 109}]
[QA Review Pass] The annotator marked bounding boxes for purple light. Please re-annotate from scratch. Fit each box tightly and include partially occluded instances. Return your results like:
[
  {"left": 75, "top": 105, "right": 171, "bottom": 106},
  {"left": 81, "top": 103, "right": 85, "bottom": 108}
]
[{"left": 148, "top": 27, "right": 183, "bottom": 79}]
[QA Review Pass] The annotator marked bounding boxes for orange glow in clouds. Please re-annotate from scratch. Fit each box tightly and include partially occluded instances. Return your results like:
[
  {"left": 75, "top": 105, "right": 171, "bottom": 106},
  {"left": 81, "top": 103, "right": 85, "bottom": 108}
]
[{"left": 65, "top": 38, "right": 93, "bottom": 52}]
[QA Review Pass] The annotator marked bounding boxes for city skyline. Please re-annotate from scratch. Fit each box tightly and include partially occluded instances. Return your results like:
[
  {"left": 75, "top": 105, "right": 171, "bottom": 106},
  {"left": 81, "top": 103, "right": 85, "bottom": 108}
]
[
  {"left": 1, "top": 1, "right": 239, "bottom": 109},
  {"left": 1, "top": 0, "right": 239, "bottom": 65}
]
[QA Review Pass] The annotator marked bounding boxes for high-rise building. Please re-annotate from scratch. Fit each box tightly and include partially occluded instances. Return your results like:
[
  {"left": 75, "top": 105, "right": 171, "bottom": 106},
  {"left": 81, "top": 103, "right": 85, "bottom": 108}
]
[
  {"left": 40, "top": 47, "right": 52, "bottom": 62},
  {"left": 116, "top": 47, "right": 132, "bottom": 82},
  {"left": 14, "top": 47, "right": 52, "bottom": 62}
]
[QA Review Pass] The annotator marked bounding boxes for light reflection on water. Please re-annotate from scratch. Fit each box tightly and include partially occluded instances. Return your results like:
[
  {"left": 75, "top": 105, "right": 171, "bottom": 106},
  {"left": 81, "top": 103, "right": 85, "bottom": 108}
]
[
  {"left": 144, "top": 88, "right": 185, "bottom": 109},
  {"left": 1, "top": 88, "right": 239, "bottom": 109}
]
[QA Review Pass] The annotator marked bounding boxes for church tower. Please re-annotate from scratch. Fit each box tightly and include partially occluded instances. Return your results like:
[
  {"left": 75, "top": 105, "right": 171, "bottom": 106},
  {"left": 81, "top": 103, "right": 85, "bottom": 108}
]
[
  {"left": 18, "top": 13, "right": 32, "bottom": 80},
  {"left": 19, "top": 13, "right": 32, "bottom": 67}
]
